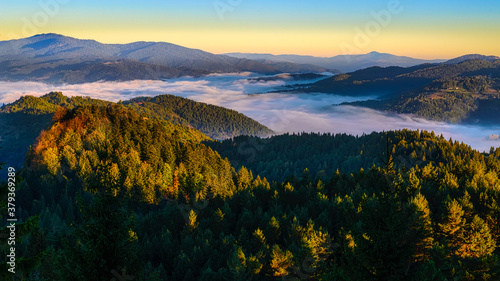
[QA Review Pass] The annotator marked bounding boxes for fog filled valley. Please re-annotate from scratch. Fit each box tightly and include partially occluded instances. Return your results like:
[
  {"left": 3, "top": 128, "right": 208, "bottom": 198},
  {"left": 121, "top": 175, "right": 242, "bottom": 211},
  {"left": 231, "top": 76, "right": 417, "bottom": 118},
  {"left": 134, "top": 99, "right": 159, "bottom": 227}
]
[
  {"left": 3, "top": 69, "right": 500, "bottom": 280},
  {"left": 2, "top": 73, "right": 499, "bottom": 152},
  {"left": 2, "top": 29, "right": 500, "bottom": 281}
]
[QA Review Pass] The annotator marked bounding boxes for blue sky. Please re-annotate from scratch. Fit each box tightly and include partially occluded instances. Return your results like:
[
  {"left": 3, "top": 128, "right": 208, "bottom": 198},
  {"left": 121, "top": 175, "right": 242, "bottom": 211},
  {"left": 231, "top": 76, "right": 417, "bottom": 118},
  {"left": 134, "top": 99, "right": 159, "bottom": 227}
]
[{"left": 2, "top": 0, "right": 500, "bottom": 58}]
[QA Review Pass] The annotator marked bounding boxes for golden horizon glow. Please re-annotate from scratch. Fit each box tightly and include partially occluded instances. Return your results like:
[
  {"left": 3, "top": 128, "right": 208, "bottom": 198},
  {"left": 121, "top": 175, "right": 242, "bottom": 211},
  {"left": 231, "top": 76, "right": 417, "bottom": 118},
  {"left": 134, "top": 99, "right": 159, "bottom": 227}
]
[
  {"left": 3, "top": 27, "right": 498, "bottom": 60},
  {"left": 2, "top": 1, "right": 500, "bottom": 60}
]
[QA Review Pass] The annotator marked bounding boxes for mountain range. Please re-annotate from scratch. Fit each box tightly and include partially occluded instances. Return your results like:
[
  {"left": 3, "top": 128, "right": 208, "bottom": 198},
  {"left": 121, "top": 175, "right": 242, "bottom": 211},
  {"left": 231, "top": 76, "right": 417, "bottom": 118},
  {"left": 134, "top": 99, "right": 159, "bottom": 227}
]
[
  {"left": 224, "top": 51, "right": 447, "bottom": 73},
  {"left": 3, "top": 34, "right": 499, "bottom": 85},
  {"left": 0, "top": 34, "right": 330, "bottom": 83}
]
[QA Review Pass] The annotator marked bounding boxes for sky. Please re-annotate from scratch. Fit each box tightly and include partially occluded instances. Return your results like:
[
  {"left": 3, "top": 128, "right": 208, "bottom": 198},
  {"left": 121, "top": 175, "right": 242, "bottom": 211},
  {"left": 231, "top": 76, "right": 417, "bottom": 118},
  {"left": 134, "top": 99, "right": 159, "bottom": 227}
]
[{"left": 1, "top": 0, "right": 500, "bottom": 59}]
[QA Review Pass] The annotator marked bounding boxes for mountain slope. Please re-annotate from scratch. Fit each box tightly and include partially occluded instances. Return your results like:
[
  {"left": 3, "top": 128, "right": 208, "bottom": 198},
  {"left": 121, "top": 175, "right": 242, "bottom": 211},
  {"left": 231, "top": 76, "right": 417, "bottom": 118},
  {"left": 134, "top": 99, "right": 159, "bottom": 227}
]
[
  {"left": 299, "top": 58, "right": 500, "bottom": 123},
  {"left": 0, "top": 34, "right": 327, "bottom": 83},
  {"left": 402, "top": 59, "right": 500, "bottom": 79},
  {"left": 125, "top": 95, "right": 273, "bottom": 139},
  {"left": 224, "top": 51, "right": 445, "bottom": 73},
  {"left": 301, "top": 58, "right": 500, "bottom": 95},
  {"left": 292, "top": 64, "right": 434, "bottom": 98}
]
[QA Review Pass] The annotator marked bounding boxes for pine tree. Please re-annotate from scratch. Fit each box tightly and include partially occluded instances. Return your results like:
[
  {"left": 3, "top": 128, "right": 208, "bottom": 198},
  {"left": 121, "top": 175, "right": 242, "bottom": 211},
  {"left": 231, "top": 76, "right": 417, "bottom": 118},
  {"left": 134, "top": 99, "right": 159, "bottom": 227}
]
[
  {"left": 269, "top": 244, "right": 294, "bottom": 277},
  {"left": 266, "top": 216, "right": 281, "bottom": 243},
  {"left": 438, "top": 199, "right": 466, "bottom": 254},
  {"left": 349, "top": 193, "right": 420, "bottom": 280},
  {"left": 57, "top": 190, "right": 139, "bottom": 281},
  {"left": 226, "top": 246, "right": 251, "bottom": 281},
  {"left": 199, "top": 266, "right": 217, "bottom": 281},
  {"left": 186, "top": 209, "right": 199, "bottom": 233},
  {"left": 409, "top": 193, "right": 434, "bottom": 261},
  {"left": 459, "top": 215, "right": 496, "bottom": 259},
  {"left": 237, "top": 166, "right": 253, "bottom": 191}
]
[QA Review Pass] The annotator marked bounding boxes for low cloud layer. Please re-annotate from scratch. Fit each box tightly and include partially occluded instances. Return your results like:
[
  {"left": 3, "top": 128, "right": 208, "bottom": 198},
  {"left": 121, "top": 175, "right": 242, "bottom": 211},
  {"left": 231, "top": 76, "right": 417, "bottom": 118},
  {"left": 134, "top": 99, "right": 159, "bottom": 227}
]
[{"left": 1, "top": 74, "right": 499, "bottom": 152}]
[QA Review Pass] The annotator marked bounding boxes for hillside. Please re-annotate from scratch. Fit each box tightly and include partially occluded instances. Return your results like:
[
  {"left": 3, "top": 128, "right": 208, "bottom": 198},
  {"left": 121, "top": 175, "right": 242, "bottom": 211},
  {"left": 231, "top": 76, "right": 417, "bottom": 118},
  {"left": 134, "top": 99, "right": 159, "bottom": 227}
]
[
  {"left": 207, "top": 132, "right": 387, "bottom": 181},
  {"left": 208, "top": 130, "right": 494, "bottom": 182},
  {"left": 0, "top": 92, "right": 270, "bottom": 167},
  {"left": 402, "top": 59, "right": 500, "bottom": 79},
  {"left": 382, "top": 76, "right": 500, "bottom": 123},
  {"left": 291, "top": 64, "right": 435, "bottom": 98},
  {"left": 0, "top": 93, "right": 113, "bottom": 168},
  {"left": 302, "top": 58, "right": 500, "bottom": 93},
  {"left": 0, "top": 34, "right": 327, "bottom": 83},
  {"left": 125, "top": 95, "right": 273, "bottom": 139},
  {"left": 294, "top": 58, "right": 500, "bottom": 123}
]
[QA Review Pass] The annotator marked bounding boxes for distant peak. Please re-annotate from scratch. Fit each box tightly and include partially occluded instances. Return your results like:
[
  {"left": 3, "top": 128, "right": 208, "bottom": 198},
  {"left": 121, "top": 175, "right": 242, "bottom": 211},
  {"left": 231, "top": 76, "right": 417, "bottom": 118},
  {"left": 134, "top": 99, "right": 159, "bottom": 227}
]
[
  {"left": 366, "top": 51, "right": 393, "bottom": 56},
  {"left": 31, "top": 33, "right": 66, "bottom": 38}
]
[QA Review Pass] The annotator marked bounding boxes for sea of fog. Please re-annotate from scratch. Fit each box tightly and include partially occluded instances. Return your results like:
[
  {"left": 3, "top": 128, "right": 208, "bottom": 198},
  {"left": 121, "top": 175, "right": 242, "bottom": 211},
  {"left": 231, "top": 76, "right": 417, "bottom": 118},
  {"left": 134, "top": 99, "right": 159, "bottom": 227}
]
[{"left": 1, "top": 73, "right": 499, "bottom": 152}]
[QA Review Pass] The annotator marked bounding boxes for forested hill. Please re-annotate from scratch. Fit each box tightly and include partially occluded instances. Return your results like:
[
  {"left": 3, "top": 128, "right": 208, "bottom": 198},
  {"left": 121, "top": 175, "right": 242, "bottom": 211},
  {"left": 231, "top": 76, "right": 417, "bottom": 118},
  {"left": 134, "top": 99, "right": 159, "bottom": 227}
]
[
  {"left": 0, "top": 93, "right": 114, "bottom": 168},
  {"left": 296, "top": 58, "right": 500, "bottom": 124},
  {"left": 344, "top": 73, "right": 500, "bottom": 124},
  {"left": 0, "top": 92, "right": 112, "bottom": 114},
  {"left": 0, "top": 92, "right": 270, "bottom": 167},
  {"left": 0, "top": 33, "right": 328, "bottom": 83},
  {"left": 303, "top": 59, "right": 500, "bottom": 96},
  {"left": 124, "top": 95, "right": 273, "bottom": 139},
  {"left": 3, "top": 106, "right": 500, "bottom": 280},
  {"left": 2, "top": 104, "right": 240, "bottom": 278},
  {"left": 207, "top": 130, "right": 493, "bottom": 182}
]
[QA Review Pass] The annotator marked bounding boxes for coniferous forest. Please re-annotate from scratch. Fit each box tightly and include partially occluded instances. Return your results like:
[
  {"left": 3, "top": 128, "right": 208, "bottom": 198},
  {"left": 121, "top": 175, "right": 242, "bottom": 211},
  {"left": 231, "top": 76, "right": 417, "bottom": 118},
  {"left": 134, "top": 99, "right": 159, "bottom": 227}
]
[{"left": 1, "top": 95, "right": 500, "bottom": 280}]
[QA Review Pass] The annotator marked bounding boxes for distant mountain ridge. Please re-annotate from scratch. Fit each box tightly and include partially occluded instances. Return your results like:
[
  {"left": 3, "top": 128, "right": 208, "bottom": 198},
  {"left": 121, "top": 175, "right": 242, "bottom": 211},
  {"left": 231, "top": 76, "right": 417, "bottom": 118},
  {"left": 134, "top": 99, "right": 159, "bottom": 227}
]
[
  {"left": 224, "top": 51, "right": 446, "bottom": 73},
  {"left": 293, "top": 57, "right": 500, "bottom": 124},
  {"left": 0, "top": 34, "right": 329, "bottom": 83},
  {"left": 297, "top": 58, "right": 500, "bottom": 95},
  {"left": 445, "top": 54, "right": 500, "bottom": 64}
]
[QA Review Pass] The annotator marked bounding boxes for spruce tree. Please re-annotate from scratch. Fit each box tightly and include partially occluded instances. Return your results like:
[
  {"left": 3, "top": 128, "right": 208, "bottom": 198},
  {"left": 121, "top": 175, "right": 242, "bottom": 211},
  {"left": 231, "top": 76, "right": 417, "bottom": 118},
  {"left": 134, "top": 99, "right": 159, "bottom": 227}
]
[{"left": 57, "top": 190, "right": 139, "bottom": 281}]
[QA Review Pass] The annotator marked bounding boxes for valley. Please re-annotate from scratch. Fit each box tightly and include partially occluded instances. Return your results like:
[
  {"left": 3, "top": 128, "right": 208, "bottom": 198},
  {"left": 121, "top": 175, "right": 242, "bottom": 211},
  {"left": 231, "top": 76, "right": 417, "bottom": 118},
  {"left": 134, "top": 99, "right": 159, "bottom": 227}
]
[{"left": 2, "top": 69, "right": 500, "bottom": 157}]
